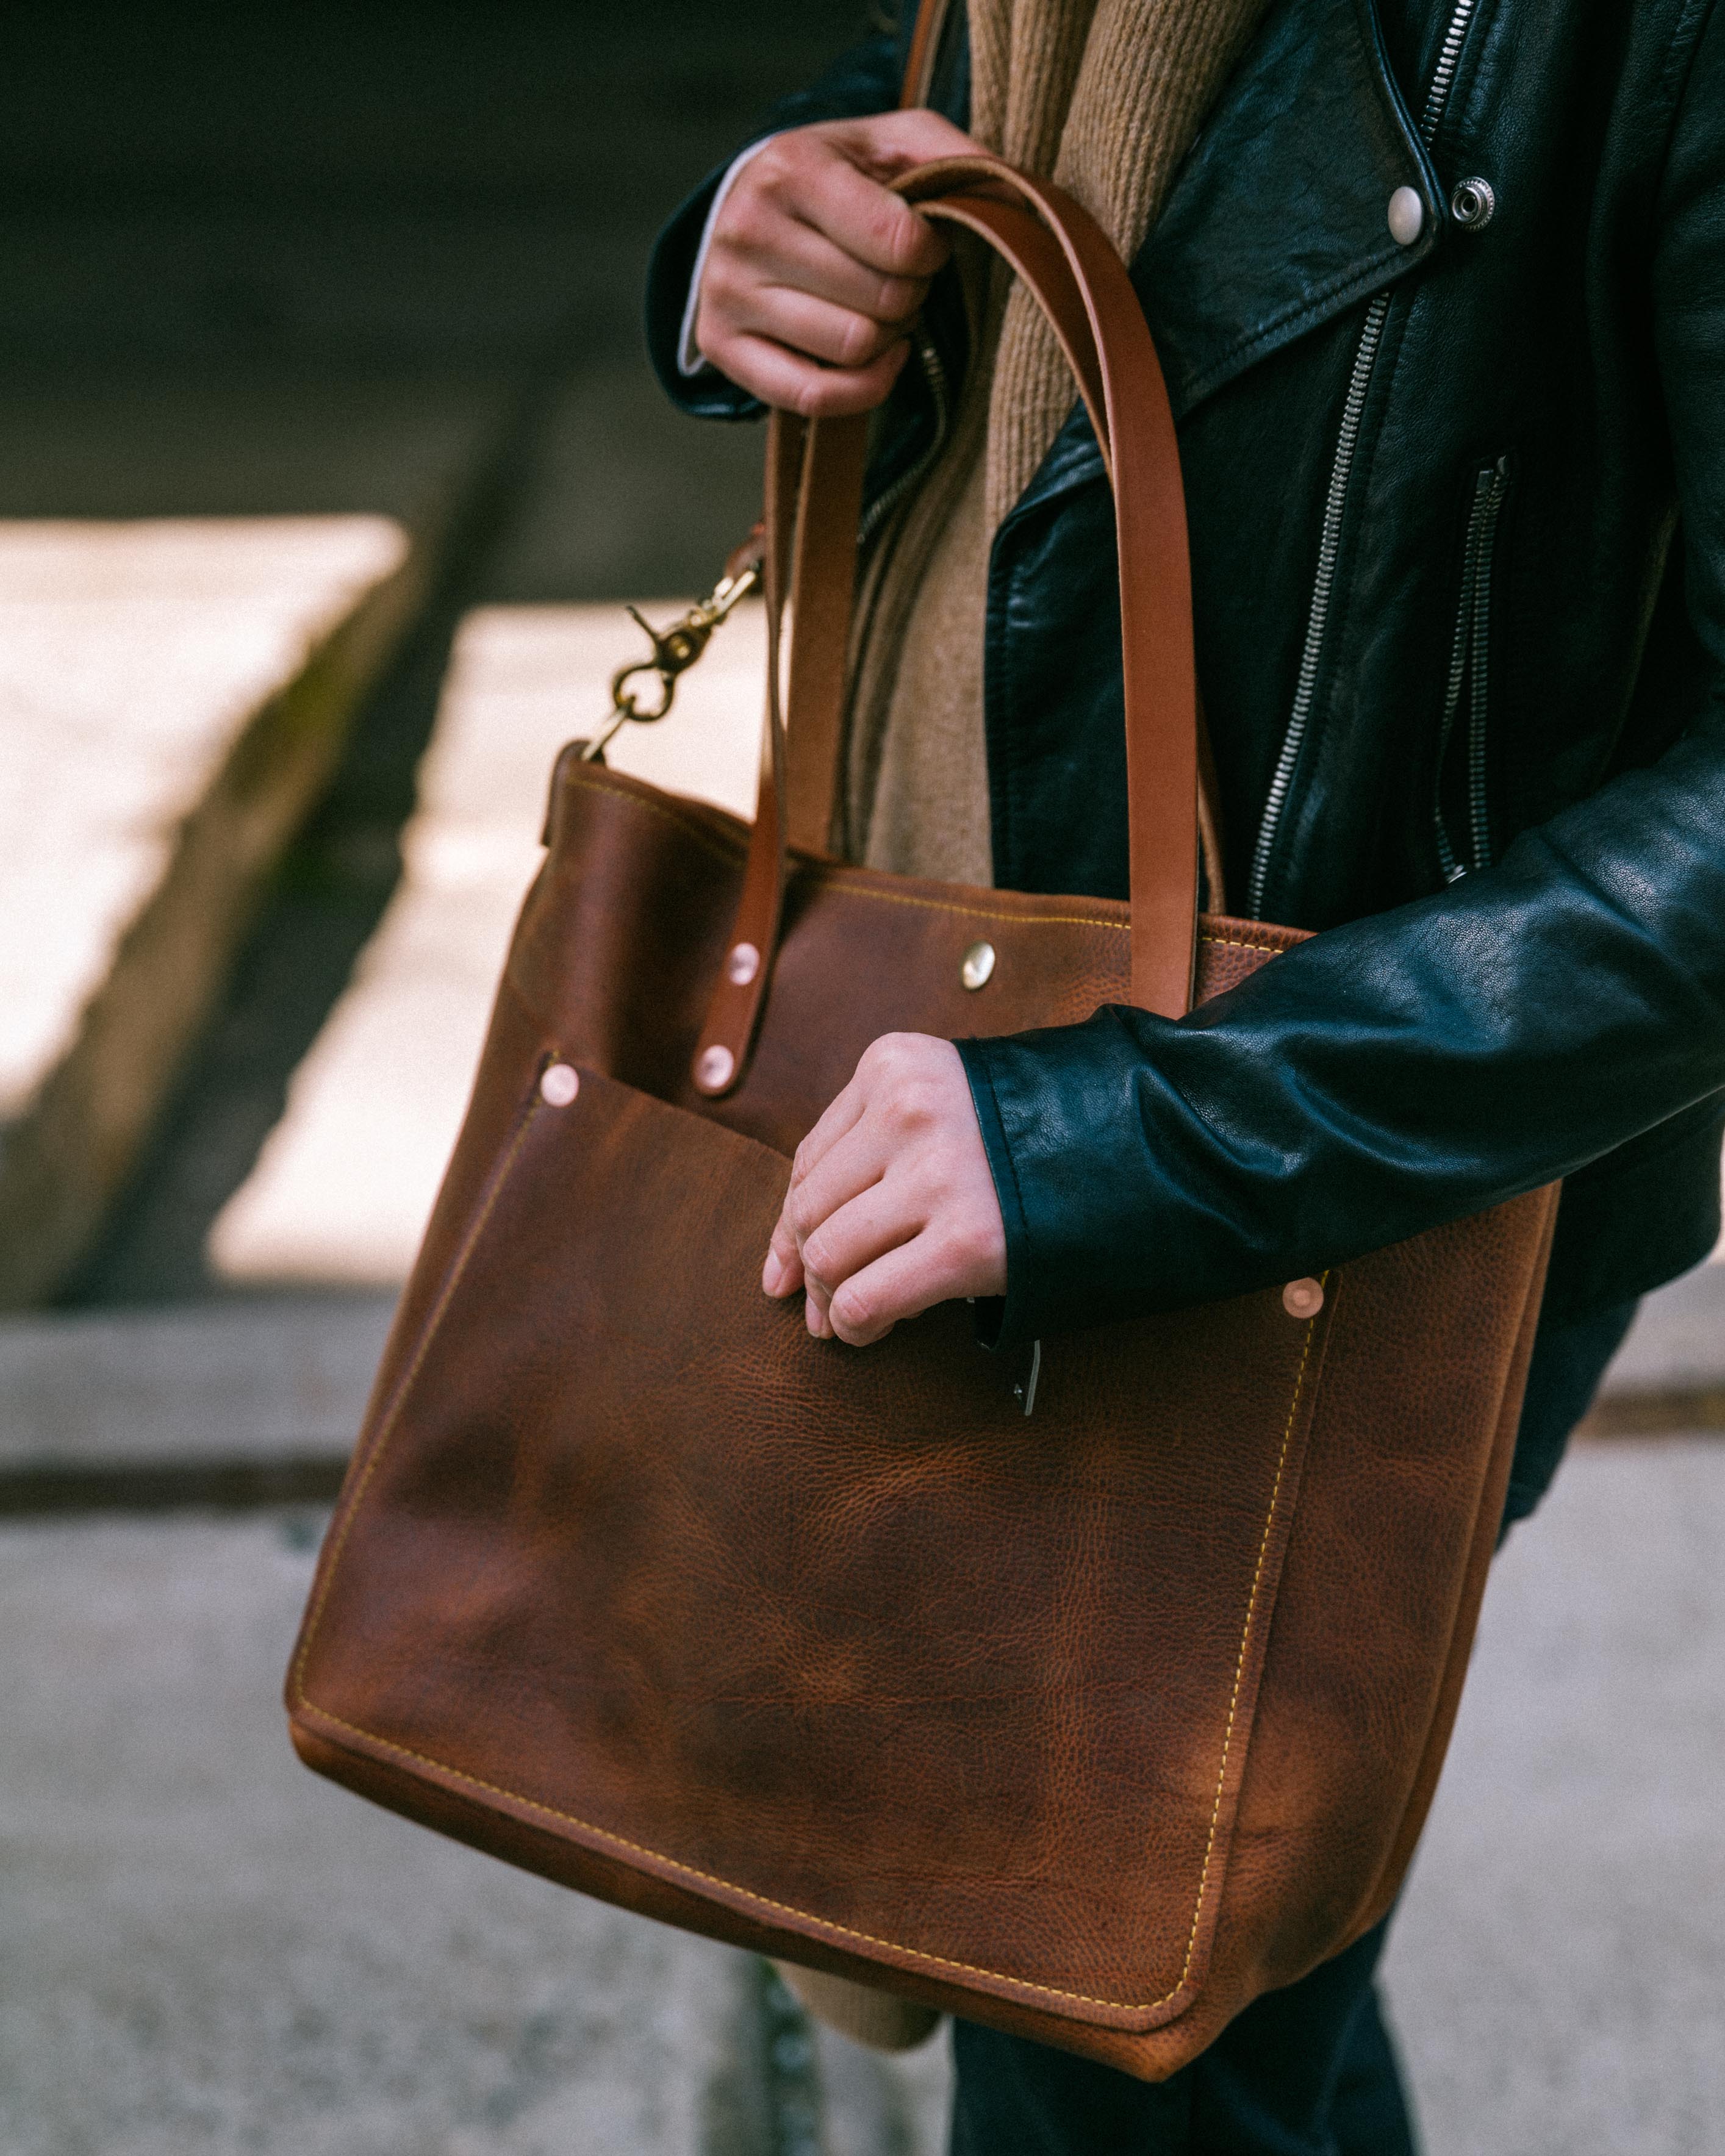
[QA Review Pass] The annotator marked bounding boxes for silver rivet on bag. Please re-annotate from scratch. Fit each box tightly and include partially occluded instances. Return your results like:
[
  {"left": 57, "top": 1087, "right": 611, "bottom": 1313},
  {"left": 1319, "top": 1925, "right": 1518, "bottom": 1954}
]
[
  {"left": 725, "top": 941, "right": 761, "bottom": 986},
  {"left": 1387, "top": 185, "right": 1424, "bottom": 245},
  {"left": 961, "top": 940, "right": 996, "bottom": 990},
  {"left": 695, "top": 1044, "right": 734, "bottom": 1090},
  {"left": 1283, "top": 1277, "right": 1324, "bottom": 1319},
  {"left": 1449, "top": 176, "right": 1495, "bottom": 230},
  {"left": 540, "top": 1062, "right": 579, "bottom": 1107}
]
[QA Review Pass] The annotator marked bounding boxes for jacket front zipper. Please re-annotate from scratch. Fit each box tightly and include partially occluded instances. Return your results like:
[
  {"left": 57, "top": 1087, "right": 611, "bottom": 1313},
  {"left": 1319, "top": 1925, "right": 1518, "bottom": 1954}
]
[
  {"left": 1246, "top": 0, "right": 1487, "bottom": 917},
  {"left": 858, "top": 329, "right": 952, "bottom": 552},
  {"left": 1435, "top": 456, "right": 1508, "bottom": 879}
]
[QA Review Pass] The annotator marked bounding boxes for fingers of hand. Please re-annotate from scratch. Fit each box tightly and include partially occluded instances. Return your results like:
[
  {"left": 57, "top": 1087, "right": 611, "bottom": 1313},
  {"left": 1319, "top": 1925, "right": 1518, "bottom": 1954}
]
[
  {"left": 716, "top": 283, "right": 907, "bottom": 373},
  {"left": 781, "top": 1125, "right": 893, "bottom": 1330},
  {"left": 709, "top": 209, "right": 930, "bottom": 329},
  {"left": 825, "top": 1233, "right": 970, "bottom": 1348},
  {"left": 788, "top": 1066, "right": 872, "bottom": 1192},
  {"left": 828, "top": 107, "right": 989, "bottom": 185},
  {"left": 798, "top": 1178, "right": 909, "bottom": 1336},
  {"left": 745, "top": 132, "right": 951, "bottom": 282},
  {"left": 696, "top": 115, "right": 991, "bottom": 415},
  {"left": 764, "top": 1076, "right": 870, "bottom": 1297},
  {"left": 694, "top": 329, "right": 909, "bottom": 419},
  {"left": 763, "top": 1035, "right": 1008, "bottom": 1345},
  {"left": 762, "top": 1214, "right": 803, "bottom": 1298},
  {"left": 775, "top": 1037, "right": 938, "bottom": 1284}
]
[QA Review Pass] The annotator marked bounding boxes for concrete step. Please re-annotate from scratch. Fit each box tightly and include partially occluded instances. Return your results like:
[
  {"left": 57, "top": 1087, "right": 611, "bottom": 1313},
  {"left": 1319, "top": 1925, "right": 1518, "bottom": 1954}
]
[
  {"left": 1, "top": 1252, "right": 1718, "bottom": 1524},
  {"left": 0, "top": 371, "right": 524, "bottom": 1308},
  {"left": 0, "top": 1295, "right": 394, "bottom": 1512}
]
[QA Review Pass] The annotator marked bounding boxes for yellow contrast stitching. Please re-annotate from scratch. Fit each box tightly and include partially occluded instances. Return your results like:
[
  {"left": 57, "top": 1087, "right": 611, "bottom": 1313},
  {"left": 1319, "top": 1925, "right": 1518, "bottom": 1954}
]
[
  {"left": 1173, "top": 1301, "right": 1319, "bottom": 1991},
  {"left": 558, "top": 772, "right": 1290, "bottom": 959},
  {"left": 837, "top": 884, "right": 1130, "bottom": 933},
  {"left": 561, "top": 768, "right": 746, "bottom": 868},
  {"left": 301, "top": 1696, "right": 1180, "bottom": 2009},
  {"left": 1200, "top": 932, "right": 1288, "bottom": 956}
]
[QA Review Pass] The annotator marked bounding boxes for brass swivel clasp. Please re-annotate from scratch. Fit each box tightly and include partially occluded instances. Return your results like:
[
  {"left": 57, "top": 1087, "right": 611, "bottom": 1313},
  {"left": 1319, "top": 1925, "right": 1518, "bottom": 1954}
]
[{"left": 580, "top": 560, "right": 761, "bottom": 763}]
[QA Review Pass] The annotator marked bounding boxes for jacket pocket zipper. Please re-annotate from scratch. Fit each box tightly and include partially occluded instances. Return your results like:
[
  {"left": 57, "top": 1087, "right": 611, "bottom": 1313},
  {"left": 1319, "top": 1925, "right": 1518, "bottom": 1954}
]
[{"left": 1434, "top": 456, "right": 1508, "bottom": 881}]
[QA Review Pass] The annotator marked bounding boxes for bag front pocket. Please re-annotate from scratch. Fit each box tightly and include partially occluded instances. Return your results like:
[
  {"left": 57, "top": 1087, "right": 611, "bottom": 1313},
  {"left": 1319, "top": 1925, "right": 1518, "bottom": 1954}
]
[{"left": 291, "top": 1061, "right": 1327, "bottom": 2031}]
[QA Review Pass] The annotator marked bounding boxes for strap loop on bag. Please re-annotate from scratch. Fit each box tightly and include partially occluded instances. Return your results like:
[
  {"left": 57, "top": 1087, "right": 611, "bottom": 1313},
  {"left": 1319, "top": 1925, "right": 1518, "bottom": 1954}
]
[{"left": 690, "top": 157, "right": 1199, "bottom": 1097}]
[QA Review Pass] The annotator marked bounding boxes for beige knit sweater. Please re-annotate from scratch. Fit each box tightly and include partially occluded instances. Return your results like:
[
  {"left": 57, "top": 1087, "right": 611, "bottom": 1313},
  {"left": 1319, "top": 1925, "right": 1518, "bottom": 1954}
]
[{"left": 844, "top": 0, "right": 1269, "bottom": 883}]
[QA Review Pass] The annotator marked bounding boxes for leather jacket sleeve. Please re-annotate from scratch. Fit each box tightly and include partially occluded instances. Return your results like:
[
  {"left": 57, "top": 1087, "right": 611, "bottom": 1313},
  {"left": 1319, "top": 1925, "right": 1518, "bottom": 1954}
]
[
  {"left": 958, "top": 3, "right": 1725, "bottom": 1347},
  {"left": 643, "top": 32, "right": 903, "bottom": 420}
]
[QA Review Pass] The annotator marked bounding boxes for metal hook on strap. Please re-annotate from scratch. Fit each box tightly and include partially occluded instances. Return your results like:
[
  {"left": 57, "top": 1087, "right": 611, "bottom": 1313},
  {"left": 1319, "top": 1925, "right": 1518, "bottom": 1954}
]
[{"left": 579, "top": 557, "right": 761, "bottom": 764}]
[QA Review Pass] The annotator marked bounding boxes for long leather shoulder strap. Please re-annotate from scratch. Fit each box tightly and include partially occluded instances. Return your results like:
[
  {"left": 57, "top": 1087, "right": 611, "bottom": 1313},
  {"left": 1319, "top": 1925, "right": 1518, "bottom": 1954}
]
[
  {"left": 690, "top": 158, "right": 1199, "bottom": 1097},
  {"left": 776, "top": 0, "right": 960, "bottom": 856},
  {"left": 901, "top": 0, "right": 955, "bottom": 109}
]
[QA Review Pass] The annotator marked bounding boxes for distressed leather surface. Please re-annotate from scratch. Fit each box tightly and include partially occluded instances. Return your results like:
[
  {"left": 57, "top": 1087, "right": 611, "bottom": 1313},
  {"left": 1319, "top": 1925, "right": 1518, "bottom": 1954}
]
[
  {"left": 288, "top": 762, "right": 1555, "bottom": 2078},
  {"left": 288, "top": 146, "right": 1557, "bottom": 2081}
]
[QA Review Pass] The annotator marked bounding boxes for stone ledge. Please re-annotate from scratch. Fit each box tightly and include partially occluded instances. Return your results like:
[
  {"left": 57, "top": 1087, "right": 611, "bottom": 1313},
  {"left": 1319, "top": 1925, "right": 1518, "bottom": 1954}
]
[
  {"left": 0, "top": 522, "right": 423, "bottom": 1306},
  {"left": 0, "top": 373, "right": 526, "bottom": 1309},
  {"left": 0, "top": 1295, "right": 391, "bottom": 1513}
]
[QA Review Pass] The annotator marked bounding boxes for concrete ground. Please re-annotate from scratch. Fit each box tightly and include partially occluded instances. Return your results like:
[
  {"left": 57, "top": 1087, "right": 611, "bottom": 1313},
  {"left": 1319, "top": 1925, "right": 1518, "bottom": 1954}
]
[
  {"left": 1382, "top": 1439, "right": 1725, "bottom": 2156},
  {"left": 0, "top": 1428, "right": 1718, "bottom": 2154},
  {"left": 0, "top": 1508, "right": 949, "bottom": 2156},
  {"left": 0, "top": 1511, "right": 769, "bottom": 2156}
]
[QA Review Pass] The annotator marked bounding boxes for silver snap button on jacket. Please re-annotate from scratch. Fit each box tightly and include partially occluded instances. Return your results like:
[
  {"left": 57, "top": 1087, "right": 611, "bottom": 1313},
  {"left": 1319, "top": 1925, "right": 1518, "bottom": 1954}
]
[
  {"left": 1388, "top": 185, "right": 1425, "bottom": 245},
  {"left": 1451, "top": 176, "right": 1496, "bottom": 229}
]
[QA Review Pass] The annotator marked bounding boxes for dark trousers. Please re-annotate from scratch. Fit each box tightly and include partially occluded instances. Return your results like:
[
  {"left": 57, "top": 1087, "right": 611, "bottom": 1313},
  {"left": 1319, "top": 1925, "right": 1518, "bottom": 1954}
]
[{"left": 949, "top": 1295, "right": 1639, "bottom": 2156}]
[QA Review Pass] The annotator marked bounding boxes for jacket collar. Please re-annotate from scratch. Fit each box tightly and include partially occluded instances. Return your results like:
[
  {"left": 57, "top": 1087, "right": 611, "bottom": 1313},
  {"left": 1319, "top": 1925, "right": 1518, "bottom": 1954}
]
[{"left": 1008, "top": 0, "right": 1443, "bottom": 518}]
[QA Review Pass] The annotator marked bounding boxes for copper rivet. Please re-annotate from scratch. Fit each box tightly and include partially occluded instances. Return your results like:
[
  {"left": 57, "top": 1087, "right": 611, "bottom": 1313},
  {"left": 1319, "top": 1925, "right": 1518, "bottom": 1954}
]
[
  {"left": 725, "top": 941, "right": 760, "bottom": 986},
  {"left": 1283, "top": 1277, "right": 1324, "bottom": 1319},
  {"left": 540, "top": 1062, "right": 579, "bottom": 1108},
  {"left": 695, "top": 1044, "right": 735, "bottom": 1091},
  {"left": 960, "top": 940, "right": 996, "bottom": 991}
]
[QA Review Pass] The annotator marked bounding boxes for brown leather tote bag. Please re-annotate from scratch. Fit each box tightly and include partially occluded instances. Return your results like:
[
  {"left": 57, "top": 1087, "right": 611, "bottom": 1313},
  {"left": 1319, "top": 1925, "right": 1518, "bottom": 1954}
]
[{"left": 286, "top": 157, "right": 1556, "bottom": 2080}]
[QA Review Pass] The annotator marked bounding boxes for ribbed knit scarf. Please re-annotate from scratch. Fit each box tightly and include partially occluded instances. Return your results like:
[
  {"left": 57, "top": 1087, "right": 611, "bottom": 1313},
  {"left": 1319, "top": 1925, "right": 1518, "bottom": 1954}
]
[{"left": 843, "top": 0, "right": 1270, "bottom": 880}]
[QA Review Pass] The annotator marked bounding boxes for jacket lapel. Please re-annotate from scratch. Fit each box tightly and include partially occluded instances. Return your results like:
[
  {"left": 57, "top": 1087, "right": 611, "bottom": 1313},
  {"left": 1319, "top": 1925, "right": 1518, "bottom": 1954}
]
[{"left": 1008, "top": 0, "right": 1443, "bottom": 516}]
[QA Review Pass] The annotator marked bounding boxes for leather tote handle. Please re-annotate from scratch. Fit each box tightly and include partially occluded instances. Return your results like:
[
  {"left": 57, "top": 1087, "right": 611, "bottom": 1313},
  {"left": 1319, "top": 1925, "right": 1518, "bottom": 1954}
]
[
  {"left": 690, "top": 157, "right": 1199, "bottom": 1097},
  {"left": 902, "top": 0, "right": 955, "bottom": 107}
]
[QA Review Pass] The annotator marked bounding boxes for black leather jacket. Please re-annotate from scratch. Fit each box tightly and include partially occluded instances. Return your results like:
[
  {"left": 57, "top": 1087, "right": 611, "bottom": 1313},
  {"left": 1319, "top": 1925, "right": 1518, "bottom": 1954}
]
[{"left": 646, "top": 0, "right": 1725, "bottom": 1344}]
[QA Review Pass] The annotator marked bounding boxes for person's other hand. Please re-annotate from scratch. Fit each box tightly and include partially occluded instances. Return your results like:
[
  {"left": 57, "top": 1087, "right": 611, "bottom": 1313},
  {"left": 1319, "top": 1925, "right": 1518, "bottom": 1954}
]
[
  {"left": 695, "top": 110, "right": 981, "bottom": 417},
  {"left": 763, "top": 1034, "right": 1007, "bottom": 1345}
]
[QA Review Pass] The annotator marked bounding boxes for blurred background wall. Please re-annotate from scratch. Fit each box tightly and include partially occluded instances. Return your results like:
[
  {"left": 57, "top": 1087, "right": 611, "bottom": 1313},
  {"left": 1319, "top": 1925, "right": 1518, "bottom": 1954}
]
[{"left": 0, "top": 0, "right": 872, "bottom": 1306}]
